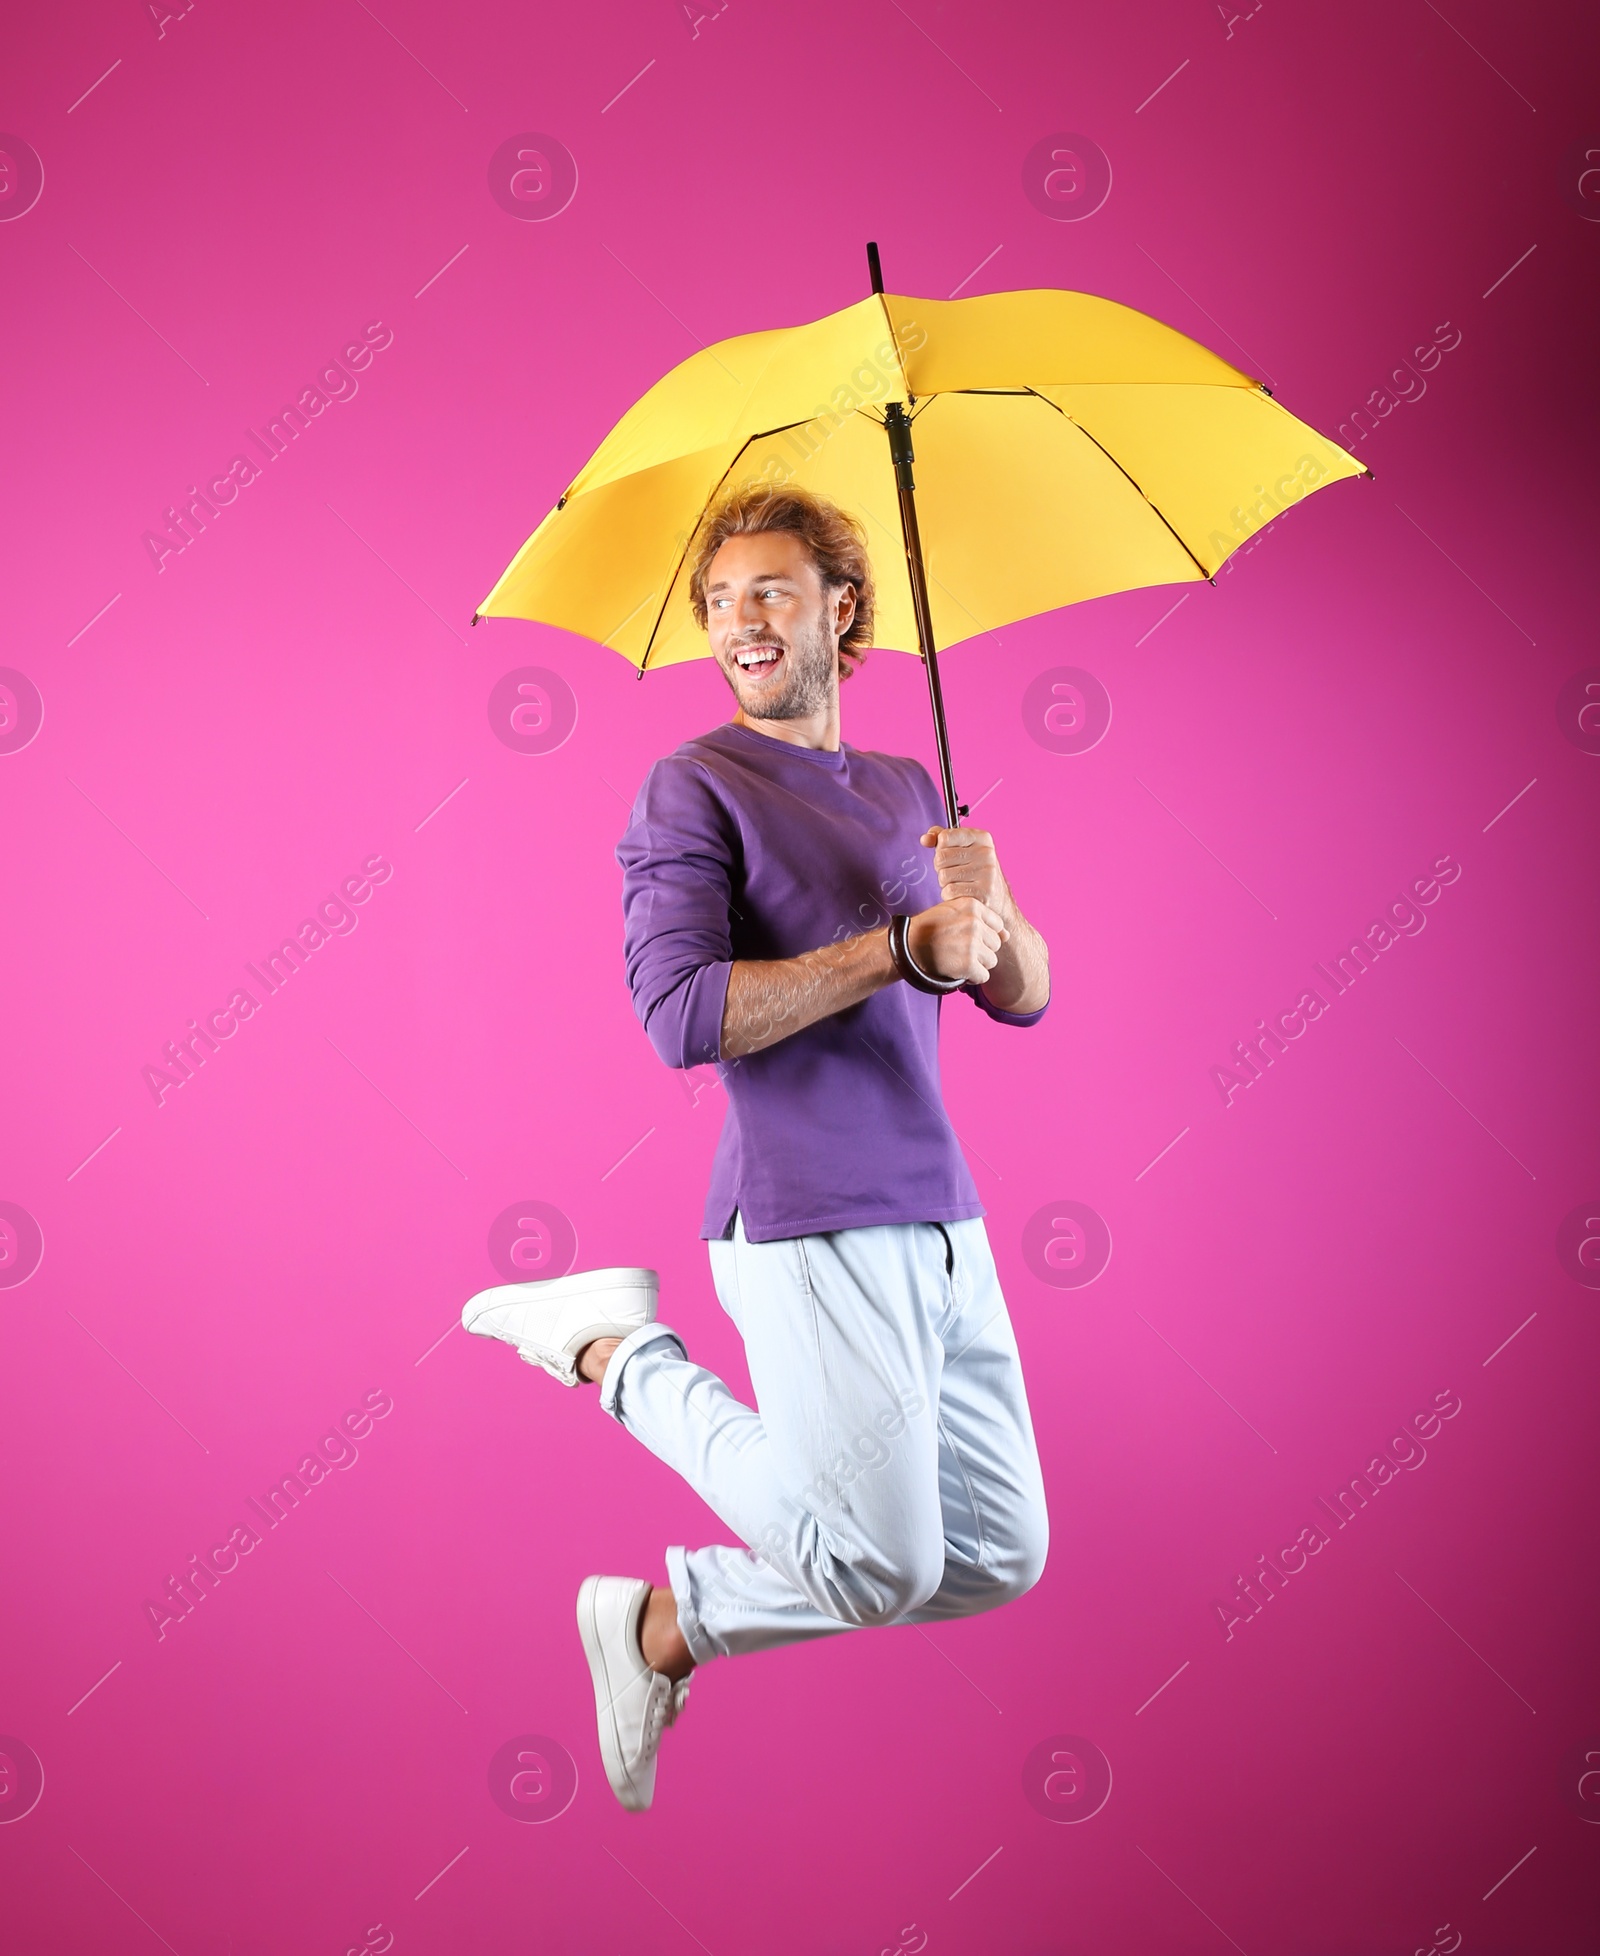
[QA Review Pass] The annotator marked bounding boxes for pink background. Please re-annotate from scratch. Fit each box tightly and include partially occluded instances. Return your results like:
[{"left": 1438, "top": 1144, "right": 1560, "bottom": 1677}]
[{"left": 2, "top": 1, "right": 1598, "bottom": 1949}]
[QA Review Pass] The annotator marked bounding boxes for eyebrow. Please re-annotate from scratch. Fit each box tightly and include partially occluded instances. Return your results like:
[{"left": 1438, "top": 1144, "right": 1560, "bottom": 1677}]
[{"left": 704, "top": 570, "right": 801, "bottom": 593}]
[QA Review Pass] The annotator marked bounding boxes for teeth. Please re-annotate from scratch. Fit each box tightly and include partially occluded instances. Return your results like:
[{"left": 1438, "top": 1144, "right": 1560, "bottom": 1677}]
[{"left": 737, "top": 648, "right": 781, "bottom": 668}]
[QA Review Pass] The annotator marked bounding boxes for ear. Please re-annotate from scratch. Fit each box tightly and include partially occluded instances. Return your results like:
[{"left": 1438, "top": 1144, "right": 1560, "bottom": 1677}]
[{"left": 832, "top": 580, "right": 857, "bottom": 640}]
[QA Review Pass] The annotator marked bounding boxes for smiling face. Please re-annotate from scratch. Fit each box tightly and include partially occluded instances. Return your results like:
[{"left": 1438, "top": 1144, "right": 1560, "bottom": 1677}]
[{"left": 703, "top": 530, "right": 857, "bottom": 724}]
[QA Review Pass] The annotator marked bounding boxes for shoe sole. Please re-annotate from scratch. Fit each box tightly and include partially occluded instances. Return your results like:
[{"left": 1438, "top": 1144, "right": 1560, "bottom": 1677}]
[{"left": 576, "top": 1576, "right": 649, "bottom": 1812}]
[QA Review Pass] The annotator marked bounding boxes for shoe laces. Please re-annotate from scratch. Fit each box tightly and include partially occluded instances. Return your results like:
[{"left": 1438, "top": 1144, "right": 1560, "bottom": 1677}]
[{"left": 641, "top": 1672, "right": 690, "bottom": 1753}]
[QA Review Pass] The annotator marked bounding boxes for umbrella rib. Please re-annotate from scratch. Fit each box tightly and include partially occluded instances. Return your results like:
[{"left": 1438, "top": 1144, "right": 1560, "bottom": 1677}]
[
  {"left": 1020, "top": 386, "right": 1213, "bottom": 583},
  {"left": 622, "top": 373, "right": 1240, "bottom": 670},
  {"left": 636, "top": 416, "right": 844, "bottom": 674},
  {"left": 639, "top": 374, "right": 1069, "bottom": 672},
  {"left": 638, "top": 440, "right": 757, "bottom": 676}
]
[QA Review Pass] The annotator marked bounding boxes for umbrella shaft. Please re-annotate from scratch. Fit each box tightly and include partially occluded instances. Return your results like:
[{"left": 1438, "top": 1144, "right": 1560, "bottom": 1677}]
[{"left": 884, "top": 403, "right": 963, "bottom": 830}]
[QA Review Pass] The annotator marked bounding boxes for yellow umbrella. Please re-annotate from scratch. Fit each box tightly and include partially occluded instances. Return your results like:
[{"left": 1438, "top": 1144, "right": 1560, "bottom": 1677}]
[{"left": 476, "top": 243, "right": 1368, "bottom": 824}]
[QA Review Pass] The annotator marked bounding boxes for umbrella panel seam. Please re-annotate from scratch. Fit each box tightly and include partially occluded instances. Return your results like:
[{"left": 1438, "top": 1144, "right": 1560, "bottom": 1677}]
[
  {"left": 1016, "top": 386, "right": 1214, "bottom": 583},
  {"left": 635, "top": 405, "right": 908, "bottom": 673}
]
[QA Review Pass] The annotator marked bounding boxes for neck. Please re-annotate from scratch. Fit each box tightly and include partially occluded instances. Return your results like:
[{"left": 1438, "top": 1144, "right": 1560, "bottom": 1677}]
[{"left": 732, "top": 692, "right": 840, "bottom": 752}]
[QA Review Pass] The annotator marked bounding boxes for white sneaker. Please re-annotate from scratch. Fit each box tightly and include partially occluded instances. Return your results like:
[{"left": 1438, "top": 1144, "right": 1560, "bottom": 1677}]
[
  {"left": 460, "top": 1268, "right": 658, "bottom": 1387},
  {"left": 576, "top": 1575, "right": 690, "bottom": 1813}
]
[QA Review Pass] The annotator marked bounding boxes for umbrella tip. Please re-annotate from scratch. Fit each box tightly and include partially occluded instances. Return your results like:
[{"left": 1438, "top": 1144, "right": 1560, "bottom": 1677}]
[
  {"left": 866, "top": 241, "right": 883, "bottom": 296},
  {"left": 470, "top": 612, "right": 479, "bottom": 628}
]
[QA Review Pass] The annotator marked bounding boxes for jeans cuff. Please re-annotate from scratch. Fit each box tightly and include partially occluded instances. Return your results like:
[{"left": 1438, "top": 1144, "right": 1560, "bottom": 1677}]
[
  {"left": 664, "top": 1544, "right": 716, "bottom": 1666},
  {"left": 598, "top": 1321, "right": 686, "bottom": 1422}
]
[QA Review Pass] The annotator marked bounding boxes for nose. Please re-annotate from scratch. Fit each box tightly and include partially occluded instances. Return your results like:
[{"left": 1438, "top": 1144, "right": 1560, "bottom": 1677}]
[{"left": 733, "top": 586, "right": 770, "bottom": 632}]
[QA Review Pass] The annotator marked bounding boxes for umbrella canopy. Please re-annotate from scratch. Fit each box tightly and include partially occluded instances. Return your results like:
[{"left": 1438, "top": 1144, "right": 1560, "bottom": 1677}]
[{"left": 477, "top": 282, "right": 1366, "bottom": 679}]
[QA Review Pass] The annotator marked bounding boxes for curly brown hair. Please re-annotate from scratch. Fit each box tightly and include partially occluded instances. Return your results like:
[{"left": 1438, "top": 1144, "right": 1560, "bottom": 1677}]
[{"left": 687, "top": 482, "right": 876, "bottom": 673}]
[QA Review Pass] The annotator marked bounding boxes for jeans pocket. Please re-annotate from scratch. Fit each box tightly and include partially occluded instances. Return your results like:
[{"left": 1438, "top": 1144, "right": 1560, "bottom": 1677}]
[
  {"left": 933, "top": 1221, "right": 955, "bottom": 1280},
  {"left": 711, "top": 1226, "right": 746, "bottom": 1333}
]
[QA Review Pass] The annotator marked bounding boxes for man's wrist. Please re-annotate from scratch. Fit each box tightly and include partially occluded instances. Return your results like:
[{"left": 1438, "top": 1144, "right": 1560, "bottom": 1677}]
[
  {"left": 891, "top": 913, "right": 965, "bottom": 994},
  {"left": 873, "top": 924, "right": 898, "bottom": 986}
]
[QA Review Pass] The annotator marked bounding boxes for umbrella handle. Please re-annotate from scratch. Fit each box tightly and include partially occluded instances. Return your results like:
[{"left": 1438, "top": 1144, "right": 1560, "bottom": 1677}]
[{"left": 883, "top": 401, "right": 966, "bottom": 830}]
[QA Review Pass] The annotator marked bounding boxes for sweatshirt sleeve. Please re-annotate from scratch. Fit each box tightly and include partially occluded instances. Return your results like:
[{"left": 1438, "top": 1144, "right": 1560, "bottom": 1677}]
[
  {"left": 964, "top": 980, "right": 1049, "bottom": 1027},
  {"left": 615, "top": 757, "right": 737, "bottom": 1069}
]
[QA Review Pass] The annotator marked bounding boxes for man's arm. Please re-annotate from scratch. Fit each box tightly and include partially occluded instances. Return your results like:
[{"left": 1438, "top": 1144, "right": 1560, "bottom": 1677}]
[
  {"left": 617, "top": 761, "right": 741, "bottom": 1071},
  {"left": 722, "top": 897, "right": 1009, "bottom": 1059},
  {"left": 917, "top": 825, "right": 1050, "bottom": 1016},
  {"left": 618, "top": 758, "right": 1037, "bottom": 1067},
  {"left": 975, "top": 904, "right": 1049, "bottom": 1017}
]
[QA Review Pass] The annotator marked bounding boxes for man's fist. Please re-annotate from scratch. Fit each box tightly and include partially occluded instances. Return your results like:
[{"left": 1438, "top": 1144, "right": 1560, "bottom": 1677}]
[
  {"left": 919, "top": 826, "right": 1013, "bottom": 923},
  {"left": 906, "top": 896, "right": 1009, "bottom": 986}
]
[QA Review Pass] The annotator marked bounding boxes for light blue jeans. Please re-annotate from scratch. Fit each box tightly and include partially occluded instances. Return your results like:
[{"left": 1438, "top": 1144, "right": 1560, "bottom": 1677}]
[{"left": 598, "top": 1210, "right": 1049, "bottom": 1663}]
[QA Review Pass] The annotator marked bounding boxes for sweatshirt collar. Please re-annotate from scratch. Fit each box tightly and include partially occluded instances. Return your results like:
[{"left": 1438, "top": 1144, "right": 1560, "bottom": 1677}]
[{"left": 721, "top": 721, "right": 850, "bottom": 770}]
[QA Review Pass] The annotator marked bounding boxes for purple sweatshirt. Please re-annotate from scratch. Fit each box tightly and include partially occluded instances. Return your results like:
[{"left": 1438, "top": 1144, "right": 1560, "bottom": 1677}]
[{"left": 615, "top": 721, "right": 1048, "bottom": 1243}]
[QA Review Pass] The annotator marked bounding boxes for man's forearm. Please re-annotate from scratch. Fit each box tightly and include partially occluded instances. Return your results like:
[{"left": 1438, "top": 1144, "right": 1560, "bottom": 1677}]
[
  {"left": 721, "top": 929, "right": 897, "bottom": 1059},
  {"left": 980, "top": 903, "right": 1049, "bottom": 1015}
]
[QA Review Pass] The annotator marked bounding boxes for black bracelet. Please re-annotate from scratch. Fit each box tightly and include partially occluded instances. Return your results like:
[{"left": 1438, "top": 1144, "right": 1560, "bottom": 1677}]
[{"left": 888, "top": 913, "right": 967, "bottom": 995}]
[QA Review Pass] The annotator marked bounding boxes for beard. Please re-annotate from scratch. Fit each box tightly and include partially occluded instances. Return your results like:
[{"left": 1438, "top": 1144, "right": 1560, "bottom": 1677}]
[{"left": 720, "top": 610, "right": 839, "bottom": 720}]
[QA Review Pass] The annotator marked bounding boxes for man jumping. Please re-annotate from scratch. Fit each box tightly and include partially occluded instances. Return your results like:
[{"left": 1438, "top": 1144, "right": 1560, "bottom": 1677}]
[{"left": 461, "top": 482, "right": 1051, "bottom": 1810}]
